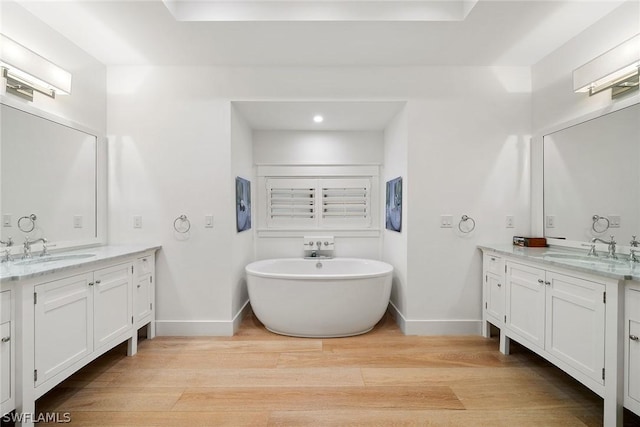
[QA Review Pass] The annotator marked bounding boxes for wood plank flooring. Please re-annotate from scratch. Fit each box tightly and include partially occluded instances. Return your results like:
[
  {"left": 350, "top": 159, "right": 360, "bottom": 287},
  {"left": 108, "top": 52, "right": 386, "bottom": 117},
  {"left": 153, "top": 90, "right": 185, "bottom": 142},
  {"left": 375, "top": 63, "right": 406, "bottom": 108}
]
[{"left": 25, "top": 313, "right": 640, "bottom": 426}]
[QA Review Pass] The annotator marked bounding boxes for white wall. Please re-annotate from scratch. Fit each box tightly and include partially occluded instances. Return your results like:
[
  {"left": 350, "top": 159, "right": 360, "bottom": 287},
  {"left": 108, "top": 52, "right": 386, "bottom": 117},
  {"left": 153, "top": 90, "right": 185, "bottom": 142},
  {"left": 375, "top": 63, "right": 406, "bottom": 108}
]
[
  {"left": 254, "top": 131, "right": 384, "bottom": 165},
  {"left": 0, "top": 0, "right": 106, "bottom": 133},
  {"left": 108, "top": 67, "right": 235, "bottom": 335},
  {"left": 107, "top": 65, "right": 531, "bottom": 335},
  {"left": 230, "top": 105, "right": 254, "bottom": 329},
  {"left": 531, "top": 0, "right": 640, "bottom": 237},
  {"left": 404, "top": 71, "right": 531, "bottom": 334},
  {"left": 382, "top": 106, "right": 409, "bottom": 321}
]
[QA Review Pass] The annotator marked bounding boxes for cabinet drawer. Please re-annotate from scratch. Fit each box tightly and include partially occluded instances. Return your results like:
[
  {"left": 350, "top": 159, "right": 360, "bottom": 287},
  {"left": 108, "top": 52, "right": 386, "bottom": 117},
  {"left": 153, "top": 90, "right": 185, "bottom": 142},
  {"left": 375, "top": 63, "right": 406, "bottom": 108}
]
[
  {"left": 137, "top": 256, "right": 154, "bottom": 277},
  {"left": 484, "top": 254, "right": 504, "bottom": 276},
  {"left": 0, "top": 291, "right": 9, "bottom": 325}
]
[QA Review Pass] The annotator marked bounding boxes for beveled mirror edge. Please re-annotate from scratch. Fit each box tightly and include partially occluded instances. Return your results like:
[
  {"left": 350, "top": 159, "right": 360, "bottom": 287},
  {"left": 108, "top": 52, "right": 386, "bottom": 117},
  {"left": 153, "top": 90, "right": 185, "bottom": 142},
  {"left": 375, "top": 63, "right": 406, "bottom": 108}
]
[
  {"left": 531, "top": 94, "right": 640, "bottom": 250},
  {"left": 0, "top": 95, "right": 107, "bottom": 253}
]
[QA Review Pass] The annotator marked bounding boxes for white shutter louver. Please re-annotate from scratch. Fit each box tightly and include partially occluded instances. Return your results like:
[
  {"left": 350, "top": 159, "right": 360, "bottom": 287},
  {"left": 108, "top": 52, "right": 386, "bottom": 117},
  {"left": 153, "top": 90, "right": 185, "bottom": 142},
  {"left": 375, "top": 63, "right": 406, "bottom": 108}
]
[
  {"left": 266, "top": 179, "right": 316, "bottom": 227},
  {"left": 320, "top": 178, "right": 371, "bottom": 227}
]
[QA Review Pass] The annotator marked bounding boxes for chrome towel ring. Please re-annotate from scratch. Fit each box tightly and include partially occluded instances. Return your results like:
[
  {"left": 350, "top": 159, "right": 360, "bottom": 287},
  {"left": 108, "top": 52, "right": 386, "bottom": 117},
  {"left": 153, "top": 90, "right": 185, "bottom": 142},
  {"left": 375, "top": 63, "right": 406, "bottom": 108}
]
[
  {"left": 173, "top": 214, "right": 191, "bottom": 233},
  {"left": 18, "top": 214, "right": 37, "bottom": 232},
  {"left": 459, "top": 215, "right": 476, "bottom": 233},
  {"left": 592, "top": 215, "right": 610, "bottom": 233}
]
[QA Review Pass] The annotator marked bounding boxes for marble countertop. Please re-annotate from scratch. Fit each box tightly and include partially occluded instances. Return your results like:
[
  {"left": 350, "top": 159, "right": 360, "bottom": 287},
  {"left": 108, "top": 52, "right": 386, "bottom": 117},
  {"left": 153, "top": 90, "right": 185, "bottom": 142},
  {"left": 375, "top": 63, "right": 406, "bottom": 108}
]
[
  {"left": 479, "top": 244, "right": 640, "bottom": 282},
  {"left": 0, "top": 244, "right": 161, "bottom": 282}
]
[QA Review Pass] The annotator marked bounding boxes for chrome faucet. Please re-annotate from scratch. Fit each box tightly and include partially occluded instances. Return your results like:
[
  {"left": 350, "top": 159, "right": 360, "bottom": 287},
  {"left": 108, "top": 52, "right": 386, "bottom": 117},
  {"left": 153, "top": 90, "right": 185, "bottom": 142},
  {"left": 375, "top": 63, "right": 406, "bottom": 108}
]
[
  {"left": 0, "top": 237, "right": 13, "bottom": 263},
  {"left": 23, "top": 237, "right": 48, "bottom": 259},
  {"left": 591, "top": 235, "right": 617, "bottom": 259},
  {"left": 584, "top": 243, "right": 597, "bottom": 257},
  {"left": 629, "top": 236, "right": 639, "bottom": 263}
]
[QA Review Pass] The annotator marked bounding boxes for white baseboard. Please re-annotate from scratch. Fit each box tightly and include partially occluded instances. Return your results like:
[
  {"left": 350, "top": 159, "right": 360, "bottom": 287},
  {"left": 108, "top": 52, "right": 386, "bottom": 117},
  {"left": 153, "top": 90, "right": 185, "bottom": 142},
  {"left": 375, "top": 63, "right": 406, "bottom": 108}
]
[
  {"left": 388, "top": 302, "right": 482, "bottom": 335},
  {"left": 156, "top": 320, "right": 235, "bottom": 336},
  {"left": 232, "top": 299, "right": 251, "bottom": 334},
  {"left": 156, "top": 300, "right": 251, "bottom": 336}
]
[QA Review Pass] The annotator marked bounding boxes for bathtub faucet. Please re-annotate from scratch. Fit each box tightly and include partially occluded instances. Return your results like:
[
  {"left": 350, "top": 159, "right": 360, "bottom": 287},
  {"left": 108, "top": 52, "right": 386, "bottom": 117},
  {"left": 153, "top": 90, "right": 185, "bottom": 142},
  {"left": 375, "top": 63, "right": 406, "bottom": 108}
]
[{"left": 304, "top": 251, "right": 333, "bottom": 260}]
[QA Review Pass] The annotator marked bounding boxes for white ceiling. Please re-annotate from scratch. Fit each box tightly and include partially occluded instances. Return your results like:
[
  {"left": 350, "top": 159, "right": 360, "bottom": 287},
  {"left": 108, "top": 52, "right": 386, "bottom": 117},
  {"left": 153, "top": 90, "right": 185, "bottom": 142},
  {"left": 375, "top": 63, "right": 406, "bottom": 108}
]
[
  {"left": 233, "top": 101, "right": 406, "bottom": 130},
  {"left": 15, "top": 0, "right": 627, "bottom": 67}
]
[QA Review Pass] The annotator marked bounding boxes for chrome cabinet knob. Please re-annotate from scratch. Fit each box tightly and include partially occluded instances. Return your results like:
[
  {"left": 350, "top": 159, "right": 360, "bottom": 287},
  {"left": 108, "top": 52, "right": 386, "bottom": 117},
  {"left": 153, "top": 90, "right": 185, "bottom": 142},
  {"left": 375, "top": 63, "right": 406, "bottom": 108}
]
[
  {"left": 537, "top": 279, "right": 544, "bottom": 284},
  {"left": 1, "top": 336, "right": 10, "bottom": 343},
  {"left": 631, "top": 335, "right": 639, "bottom": 341}
]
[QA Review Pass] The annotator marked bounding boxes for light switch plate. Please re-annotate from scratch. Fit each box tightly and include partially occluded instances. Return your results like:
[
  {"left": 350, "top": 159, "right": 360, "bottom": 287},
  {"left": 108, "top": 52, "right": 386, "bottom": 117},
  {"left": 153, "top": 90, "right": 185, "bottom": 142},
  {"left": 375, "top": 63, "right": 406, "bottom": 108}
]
[
  {"left": 506, "top": 215, "right": 515, "bottom": 228},
  {"left": 133, "top": 215, "right": 142, "bottom": 229},
  {"left": 608, "top": 214, "right": 621, "bottom": 228},
  {"left": 546, "top": 215, "right": 556, "bottom": 228},
  {"left": 2, "top": 214, "right": 11, "bottom": 227},
  {"left": 205, "top": 215, "right": 214, "bottom": 228},
  {"left": 73, "top": 215, "right": 83, "bottom": 228},
  {"left": 440, "top": 215, "right": 453, "bottom": 228}
]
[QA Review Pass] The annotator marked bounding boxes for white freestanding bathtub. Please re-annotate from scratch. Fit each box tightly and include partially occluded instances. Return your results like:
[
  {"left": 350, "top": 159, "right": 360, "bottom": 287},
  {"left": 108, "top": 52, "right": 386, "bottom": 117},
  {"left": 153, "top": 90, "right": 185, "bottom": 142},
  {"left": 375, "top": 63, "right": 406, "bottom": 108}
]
[{"left": 245, "top": 258, "right": 393, "bottom": 338}]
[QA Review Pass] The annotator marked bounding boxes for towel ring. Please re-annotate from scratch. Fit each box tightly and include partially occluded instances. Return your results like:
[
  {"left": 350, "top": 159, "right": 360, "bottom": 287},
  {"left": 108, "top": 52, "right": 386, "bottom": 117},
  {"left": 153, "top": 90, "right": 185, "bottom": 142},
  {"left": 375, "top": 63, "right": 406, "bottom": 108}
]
[
  {"left": 592, "top": 215, "right": 610, "bottom": 233},
  {"left": 458, "top": 215, "right": 476, "bottom": 233},
  {"left": 17, "top": 214, "right": 37, "bottom": 233},
  {"left": 173, "top": 214, "right": 191, "bottom": 234}
]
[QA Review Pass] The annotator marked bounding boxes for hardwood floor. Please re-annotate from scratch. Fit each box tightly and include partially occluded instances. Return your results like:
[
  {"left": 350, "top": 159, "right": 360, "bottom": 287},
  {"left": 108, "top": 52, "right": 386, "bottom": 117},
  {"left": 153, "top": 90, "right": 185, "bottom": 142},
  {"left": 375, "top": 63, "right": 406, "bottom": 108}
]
[{"left": 25, "top": 314, "right": 639, "bottom": 426}]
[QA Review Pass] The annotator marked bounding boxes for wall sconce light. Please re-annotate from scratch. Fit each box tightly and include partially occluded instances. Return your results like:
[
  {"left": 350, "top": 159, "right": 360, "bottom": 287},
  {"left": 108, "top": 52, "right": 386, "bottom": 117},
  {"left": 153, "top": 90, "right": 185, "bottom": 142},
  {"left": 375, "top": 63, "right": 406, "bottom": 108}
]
[
  {"left": 0, "top": 33, "right": 72, "bottom": 101},
  {"left": 573, "top": 33, "right": 639, "bottom": 99}
]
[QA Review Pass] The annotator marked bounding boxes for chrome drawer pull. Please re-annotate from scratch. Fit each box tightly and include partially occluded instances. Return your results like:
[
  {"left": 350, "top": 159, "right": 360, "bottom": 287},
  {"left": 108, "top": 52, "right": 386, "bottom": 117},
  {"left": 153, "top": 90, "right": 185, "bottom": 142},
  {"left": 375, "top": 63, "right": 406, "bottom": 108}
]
[
  {"left": 1, "top": 336, "right": 10, "bottom": 343},
  {"left": 631, "top": 335, "right": 639, "bottom": 341}
]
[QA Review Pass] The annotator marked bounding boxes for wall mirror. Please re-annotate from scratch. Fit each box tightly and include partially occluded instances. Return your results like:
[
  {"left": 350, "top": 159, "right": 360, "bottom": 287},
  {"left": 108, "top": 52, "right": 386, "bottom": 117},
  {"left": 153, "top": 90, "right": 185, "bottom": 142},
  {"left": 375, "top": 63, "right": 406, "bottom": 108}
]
[
  {"left": 1, "top": 102, "right": 102, "bottom": 250},
  {"left": 543, "top": 103, "right": 640, "bottom": 243}
]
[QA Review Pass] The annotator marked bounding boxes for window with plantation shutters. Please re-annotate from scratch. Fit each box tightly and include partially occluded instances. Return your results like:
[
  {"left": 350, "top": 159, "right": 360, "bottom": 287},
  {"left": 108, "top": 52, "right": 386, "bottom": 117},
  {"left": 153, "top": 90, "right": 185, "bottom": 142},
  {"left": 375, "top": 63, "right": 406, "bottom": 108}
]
[
  {"left": 320, "top": 178, "right": 371, "bottom": 227},
  {"left": 258, "top": 165, "right": 378, "bottom": 235},
  {"left": 265, "top": 177, "right": 372, "bottom": 229},
  {"left": 266, "top": 179, "right": 316, "bottom": 227}
]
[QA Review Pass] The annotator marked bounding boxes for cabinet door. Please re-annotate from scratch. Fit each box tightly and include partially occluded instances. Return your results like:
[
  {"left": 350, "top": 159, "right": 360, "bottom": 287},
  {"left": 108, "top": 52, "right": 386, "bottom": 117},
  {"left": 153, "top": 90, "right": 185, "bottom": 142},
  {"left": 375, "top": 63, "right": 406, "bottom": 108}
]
[
  {"left": 35, "top": 273, "right": 93, "bottom": 387},
  {"left": 628, "top": 288, "right": 640, "bottom": 407},
  {"left": 135, "top": 274, "right": 152, "bottom": 322},
  {"left": 486, "top": 274, "right": 504, "bottom": 322},
  {"left": 545, "top": 272, "right": 605, "bottom": 384},
  {"left": 1, "top": 322, "right": 10, "bottom": 407},
  {"left": 94, "top": 264, "right": 133, "bottom": 350},
  {"left": 506, "top": 262, "right": 545, "bottom": 348},
  {"left": 135, "top": 256, "right": 154, "bottom": 323}
]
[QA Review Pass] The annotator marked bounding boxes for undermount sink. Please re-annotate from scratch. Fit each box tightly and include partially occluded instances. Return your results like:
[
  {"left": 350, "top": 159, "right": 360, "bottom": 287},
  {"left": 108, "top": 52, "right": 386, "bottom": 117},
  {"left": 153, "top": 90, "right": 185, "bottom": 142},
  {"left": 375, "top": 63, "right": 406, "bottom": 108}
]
[
  {"left": 14, "top": 253, "right": 96, "bottom": 266},
  {"left": 543, "top": 252, "right": 632, "bottom": 269},
  {"left": 543, "top": 253, "right": 597, "bottom": 262}
]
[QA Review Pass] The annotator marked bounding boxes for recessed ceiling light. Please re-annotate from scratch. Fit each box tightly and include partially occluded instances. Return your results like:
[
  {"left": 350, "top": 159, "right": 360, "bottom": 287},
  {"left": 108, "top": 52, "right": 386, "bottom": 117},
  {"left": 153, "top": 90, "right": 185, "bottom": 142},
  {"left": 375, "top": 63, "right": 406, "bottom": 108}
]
[{"left": 313, "top": 115, "right": 324, "bottom": 123}]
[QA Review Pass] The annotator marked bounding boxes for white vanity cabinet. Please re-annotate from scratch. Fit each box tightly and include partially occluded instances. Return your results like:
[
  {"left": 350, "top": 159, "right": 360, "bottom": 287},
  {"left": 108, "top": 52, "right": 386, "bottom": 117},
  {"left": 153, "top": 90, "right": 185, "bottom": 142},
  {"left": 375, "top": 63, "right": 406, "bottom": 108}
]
[
  {"left": 1, "top": 288, "right": 14, "bottom": 416},
  {"left": 480, "top": 246, "right": 629, "bottom": 426},
  {"left": 33, "top": 262, "right": 133, "bottom": 389},
  {"left": 0, "top": 245, "right": 159, "bottom": 427},
  {"left": 505, "top": 260, "right": 606, "bottom": 385},
  {"left": 626, "top": 284, "right": 640, "bottom": 414}
]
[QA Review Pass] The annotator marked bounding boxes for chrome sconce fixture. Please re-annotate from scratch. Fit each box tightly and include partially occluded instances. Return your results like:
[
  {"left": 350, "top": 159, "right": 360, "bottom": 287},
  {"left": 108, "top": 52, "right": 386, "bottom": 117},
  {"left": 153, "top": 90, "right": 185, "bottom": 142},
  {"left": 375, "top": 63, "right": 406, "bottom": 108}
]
[
  {"left": 0, "top": 34, "right": 72, "bottom": 101},
  {"left": 573, "top": 33, "right": 639, "bottom": 99}
]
